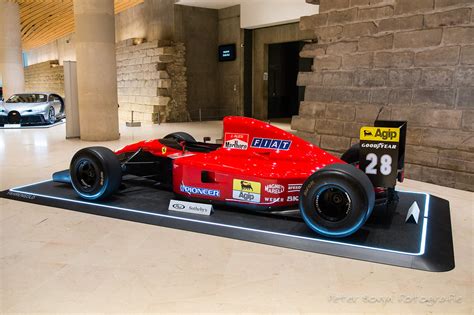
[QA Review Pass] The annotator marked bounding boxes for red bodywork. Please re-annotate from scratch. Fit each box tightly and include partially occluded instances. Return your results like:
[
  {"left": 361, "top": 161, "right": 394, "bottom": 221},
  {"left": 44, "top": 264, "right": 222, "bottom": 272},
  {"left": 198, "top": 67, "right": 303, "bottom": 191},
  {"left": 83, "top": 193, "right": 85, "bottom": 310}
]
[{"left": 116, "top": 116, "right": 344, "bottom": 210}]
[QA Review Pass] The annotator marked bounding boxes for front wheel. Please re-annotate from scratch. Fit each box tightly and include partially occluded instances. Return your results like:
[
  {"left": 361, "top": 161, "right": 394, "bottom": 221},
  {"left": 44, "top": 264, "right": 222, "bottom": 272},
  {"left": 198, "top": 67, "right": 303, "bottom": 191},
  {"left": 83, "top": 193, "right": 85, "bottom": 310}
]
[
  {"left": 299, "top": 163, "right": 375, "bottom": 238},
  {"left": 70, "top": 147, "right": 122, "bottom": 200},
  {"left": 47, "top": 106, "right": 56, "bottom": 124}
]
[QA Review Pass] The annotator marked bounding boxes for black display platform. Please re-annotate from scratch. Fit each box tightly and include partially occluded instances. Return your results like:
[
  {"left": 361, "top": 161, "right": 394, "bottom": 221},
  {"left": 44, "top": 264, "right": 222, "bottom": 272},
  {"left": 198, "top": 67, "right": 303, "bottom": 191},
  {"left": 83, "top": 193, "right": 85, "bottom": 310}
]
[
  {"left": 1, "top": 178, "right": 455, "bottom": 272},
  {"left": 0, "top": 119, "right": 65, "bottom": 129}
]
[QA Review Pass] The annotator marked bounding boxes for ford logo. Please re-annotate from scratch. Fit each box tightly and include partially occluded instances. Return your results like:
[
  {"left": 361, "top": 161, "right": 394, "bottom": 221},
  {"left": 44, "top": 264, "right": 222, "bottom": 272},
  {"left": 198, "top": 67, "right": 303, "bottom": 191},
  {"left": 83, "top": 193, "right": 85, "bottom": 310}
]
[{"left": 172, "top": 203, "right": 185, "bottom": 210}]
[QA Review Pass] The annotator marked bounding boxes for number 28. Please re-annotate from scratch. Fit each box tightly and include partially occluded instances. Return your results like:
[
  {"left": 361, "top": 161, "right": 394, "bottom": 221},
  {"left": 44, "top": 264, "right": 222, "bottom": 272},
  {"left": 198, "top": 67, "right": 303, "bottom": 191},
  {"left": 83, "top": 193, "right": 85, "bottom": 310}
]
[{"left": 365, "top": 153, "right": 392, "bottom": 175}]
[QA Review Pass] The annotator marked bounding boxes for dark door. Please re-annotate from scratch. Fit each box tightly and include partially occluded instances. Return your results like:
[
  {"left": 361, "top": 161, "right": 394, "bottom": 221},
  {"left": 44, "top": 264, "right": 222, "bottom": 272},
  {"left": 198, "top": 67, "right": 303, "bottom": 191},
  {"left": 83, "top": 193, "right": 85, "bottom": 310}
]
[{"left": 267, "top": 41, "right": 301, "bottom": 119}]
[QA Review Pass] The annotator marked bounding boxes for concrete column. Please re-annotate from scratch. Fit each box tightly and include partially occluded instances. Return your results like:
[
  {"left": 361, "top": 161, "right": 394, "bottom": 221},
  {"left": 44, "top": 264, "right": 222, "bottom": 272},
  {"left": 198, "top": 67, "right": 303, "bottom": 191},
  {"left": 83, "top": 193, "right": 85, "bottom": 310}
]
[
  {"left": 0, "top": 0, "right": 25, "bottom": 99},
  {"left": 73, "top": 0, "right": 119, "bottom": 141},
  {"left": 145, "top": 0, "right": 176, "bottom": 41}
]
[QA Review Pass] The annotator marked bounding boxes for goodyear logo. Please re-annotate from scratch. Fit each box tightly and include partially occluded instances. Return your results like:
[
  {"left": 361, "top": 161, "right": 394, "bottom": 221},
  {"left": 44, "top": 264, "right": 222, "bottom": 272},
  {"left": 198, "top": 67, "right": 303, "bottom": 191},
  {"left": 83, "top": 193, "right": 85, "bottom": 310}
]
[
  {"left": 360, "top": 127, "right": 400, "bottom": 142},
  {"left": 232, "top": 179, "right": 261, "bottom": 203}
]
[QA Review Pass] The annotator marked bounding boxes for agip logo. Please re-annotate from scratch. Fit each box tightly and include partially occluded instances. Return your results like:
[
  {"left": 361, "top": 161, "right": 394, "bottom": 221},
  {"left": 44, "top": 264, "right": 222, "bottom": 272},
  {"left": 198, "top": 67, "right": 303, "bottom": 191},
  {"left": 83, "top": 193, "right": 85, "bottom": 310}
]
[
  {"left": 232, "top": 179, "right": 261, "bottom": 203},
  {"left": 360, "top": 127, "right": 400, "bottom": 142}
]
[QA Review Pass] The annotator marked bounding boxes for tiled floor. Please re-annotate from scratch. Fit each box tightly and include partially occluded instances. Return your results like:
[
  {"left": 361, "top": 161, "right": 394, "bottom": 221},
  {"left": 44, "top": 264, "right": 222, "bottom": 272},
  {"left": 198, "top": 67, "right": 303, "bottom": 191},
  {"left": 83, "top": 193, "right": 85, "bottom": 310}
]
[{"left": 0, "top": 122, "right": 472, "bottom": 314}]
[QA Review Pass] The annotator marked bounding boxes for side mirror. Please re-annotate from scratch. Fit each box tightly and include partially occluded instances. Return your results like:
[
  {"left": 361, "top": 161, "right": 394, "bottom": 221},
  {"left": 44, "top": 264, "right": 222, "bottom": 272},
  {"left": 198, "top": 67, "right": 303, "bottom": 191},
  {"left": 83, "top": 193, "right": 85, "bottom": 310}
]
[{"left": 203, "top": 137, "right": 211, "bottom": 143}]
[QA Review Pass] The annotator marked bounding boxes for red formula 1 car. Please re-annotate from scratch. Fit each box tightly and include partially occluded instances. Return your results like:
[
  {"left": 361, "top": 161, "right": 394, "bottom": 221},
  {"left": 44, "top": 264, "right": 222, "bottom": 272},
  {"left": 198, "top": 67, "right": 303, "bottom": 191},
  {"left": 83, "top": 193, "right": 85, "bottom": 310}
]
[{"left": 53, "top": 116, "right": 389, "bottom": 238}]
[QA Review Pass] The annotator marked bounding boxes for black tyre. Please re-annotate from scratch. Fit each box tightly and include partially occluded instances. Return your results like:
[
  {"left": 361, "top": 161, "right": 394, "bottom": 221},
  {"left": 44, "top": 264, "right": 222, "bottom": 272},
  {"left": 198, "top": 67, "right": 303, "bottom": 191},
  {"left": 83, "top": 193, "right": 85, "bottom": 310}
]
[
  {"left": 299, "top": 163, "right": 375, "bottom": 238},
  {"left": 47, "top": 106, "right": 56, "bottom": 124},
  {"left": 340, "top": 143, "right": 360, "bottom": 165},
  {"left": 164, "top": 132, "right": 196, "bottom": 142},
  {"left": 70, "top": 147, "right": 122, "bottom": 200}
]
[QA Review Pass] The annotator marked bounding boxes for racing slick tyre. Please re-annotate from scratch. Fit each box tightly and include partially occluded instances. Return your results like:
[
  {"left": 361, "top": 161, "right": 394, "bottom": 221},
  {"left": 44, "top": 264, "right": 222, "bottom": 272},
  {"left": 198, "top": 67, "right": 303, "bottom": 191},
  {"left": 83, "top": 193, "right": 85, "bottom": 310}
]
[
  {"left": 70, "top": 147, "right": 122, "bottom": 200},
  {"left": 299, "top": 163, "right": 375, "bottom": 238},
  {"left": 47, "top": 106, "right": 56, "bottom": 124},
  {"left": 340, "top": 143, "right": 360, "bottom": 165},
  {"left": 164, "top": 132, "right": 196, "bottom": 142}
]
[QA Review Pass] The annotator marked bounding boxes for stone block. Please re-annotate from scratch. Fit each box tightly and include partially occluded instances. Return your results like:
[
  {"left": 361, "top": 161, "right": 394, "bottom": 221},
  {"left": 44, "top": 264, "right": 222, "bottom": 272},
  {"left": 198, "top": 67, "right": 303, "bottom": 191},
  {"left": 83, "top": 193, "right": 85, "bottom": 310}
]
[
  {"left": 461, "top": 46, "right": 474, "bottom": 65},
  {"left": 295, "top": 131, "right": 321, "bottom": 145},
  {"left": 328, "top": 8, "right": 358, "bottom": 25},
  {"left": 405, "top": 145, "right": 439, "bottom": 167},
  {"left": 297, "top": 72, "right": 323, "bottom": 86},
  {"left": 325, "top": 103, "right": 356, "bottom": 121},
  {"left": 420, "top": 68, "right": 453, "bottom": 87},
  {"left": 404, "top": 163, "right": 423, "bottom": 180},
  {"left": 315, "top": 25, "right": 344, "bottom": 42},
  {"left": 374, "top": 51, "right": 414, "bottom": 68},
  {"left": 157, "top": 47, "right": 175, "bottom": 55},
  {"left": 359, "top": 34, "right": 393, "bottom": 51},
  {"left": 157, "top": 79, "right": 172, "bottom": 89},
  {"left": 370, "top": 88, "right": 390, "bottom": 105},
  {"left": 322, "top": 71, "right": 353, "bottom": 86},
  {"left": 355, "top": 104, "right": 391, "bottom": 122},
  {"left": 388, "top": 88, "right": 412, "bottom": 105},
  {"left": 326, "top": 41, "right": 358, "bottom": 55},
  {"left": 314, "top": 55, "right": 342, "bottom": 71},
  {"left": 435, "top": 0, "right": 474, "bottom": 7},
  {"left": 343, "top": 121, "right": 366, "bottom": 137},
  {"left": 439, "top": 154, "right": 474, "bottom": 173},
  {"left": 413, "top": 88, "right": 456, "bottom": 107},
  {"left": 300, "top": 14, "right": 328, "bottom": 30},
  {"left": 305, "top": 86, "right": 334, "bottom": 102},
  {"left": 320, "top": 0, "right": 350, "bottom": 13},
  {"left": 394, "top": 29, "right": 442, "bottom": 49},
  {"left": 331, "top": 88, "right": 370, "bottom": 103},
  {"left": 291, "top": 116, "right": 316, "bottom": 132},
  {"left": 298, "top": 102, "right": 327, "bottom": 117},
  {"left": 443, "top": 27, "right": 474, "bottom": 45},
  {"left": 388, "top": 69, "right": 421, "bottom": 87},
  {"left": 415, "top": 46, "right": 460, "bottom": 66},
  {"left": 320, "top": 135, "right": 351, "bottom": 152},
  {"left": 391, "top": 107, "right": 462, "bottom": 129},
  {"left": 421, "top": 128, "right": 474, "bottom": 150},
  {"left": 454, "top": 67, "right": 474, "bottom": 87},
  {"left": 421, "top": 166, "right": 458, "bottom": 187},
  {"left": 425, "top": 8, "right": 471, "bottom": 28},
  {"left": 342, "top": 22, "right": 378, "bottom": 39},
  {"left": 394, "top": 0, "right": 434, "bottom": 14},
  {"left": 342, "top": 52, "right": 373, "bottom": 69},
  {"left": 354, "top": 70, "right": 388, "bottom": 86},
  {"left": 315, "top": 119, "right": 344, "bottom": 135},
  {"left": 358, "top": 5, "right": 394, "bottom": 20},
  {"left": 462, "top": 110, "right": 474, "bottom": 131},
  {"left": 377, "top": 15, "right": 424, "bottom": 33},
  {"left": 456, "top": 88, "right": 474, "bottom": 109},
  {"left": 300, "top": 43, "right": 327, "bottom": 58},
  {"left": 405, "top": 127, "right": 424, "bottom": 145}
]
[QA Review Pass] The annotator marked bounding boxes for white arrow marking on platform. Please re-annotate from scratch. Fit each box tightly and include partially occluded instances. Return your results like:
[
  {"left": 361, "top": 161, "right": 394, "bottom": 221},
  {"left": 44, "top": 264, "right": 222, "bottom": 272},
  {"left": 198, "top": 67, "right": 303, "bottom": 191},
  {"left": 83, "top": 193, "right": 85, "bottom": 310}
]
[{"left": 406, "top": 201, "right": 421, "bottom": 224}]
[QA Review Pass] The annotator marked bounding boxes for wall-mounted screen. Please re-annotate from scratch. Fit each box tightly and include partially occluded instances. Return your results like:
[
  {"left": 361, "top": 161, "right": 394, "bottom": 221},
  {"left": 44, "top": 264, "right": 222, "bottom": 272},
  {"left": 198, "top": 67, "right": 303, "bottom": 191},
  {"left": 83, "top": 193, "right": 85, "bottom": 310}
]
[{"left": 219, "top": 44, "right": 236, "bottom": 62}]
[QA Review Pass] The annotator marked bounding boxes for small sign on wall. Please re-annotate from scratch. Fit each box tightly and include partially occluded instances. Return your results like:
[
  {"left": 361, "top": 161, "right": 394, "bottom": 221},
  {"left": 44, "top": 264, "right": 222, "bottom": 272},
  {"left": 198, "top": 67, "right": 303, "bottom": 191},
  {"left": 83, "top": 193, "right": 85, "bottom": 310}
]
[{"left": 218, "top": 44, "right": 236, "bottom": 62}]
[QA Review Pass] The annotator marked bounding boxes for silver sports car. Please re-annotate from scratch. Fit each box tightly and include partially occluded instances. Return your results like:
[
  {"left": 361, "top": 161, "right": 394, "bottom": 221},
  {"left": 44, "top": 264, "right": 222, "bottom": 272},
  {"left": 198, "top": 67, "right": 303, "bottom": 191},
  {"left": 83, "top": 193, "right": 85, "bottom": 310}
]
[{"left": 0, "top": 93, "right": 65, "bottom": 126}]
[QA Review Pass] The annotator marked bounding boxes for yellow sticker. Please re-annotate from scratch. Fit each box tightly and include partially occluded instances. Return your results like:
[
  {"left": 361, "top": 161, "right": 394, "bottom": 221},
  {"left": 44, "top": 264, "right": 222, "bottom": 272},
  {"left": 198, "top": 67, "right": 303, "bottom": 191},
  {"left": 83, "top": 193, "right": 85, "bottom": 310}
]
[
  {"left": 162, "top": 147, "right": 167, "bottom": 154},
  {"left": 232, "top": 179, "right": 261, "bottom": 194},
  {"left": 360, "top": 126, "right": 400, "bottom": 142}
]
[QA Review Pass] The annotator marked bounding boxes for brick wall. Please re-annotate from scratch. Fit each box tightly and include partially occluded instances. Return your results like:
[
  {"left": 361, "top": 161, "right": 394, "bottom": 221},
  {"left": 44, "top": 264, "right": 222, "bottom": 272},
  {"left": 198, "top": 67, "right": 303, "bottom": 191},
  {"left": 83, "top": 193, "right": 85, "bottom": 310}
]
[
  {"left": 293, "top": 0, "right": 473, "bottom": 191},
  {"left": 24, "top": 60, "right": 64, "bottom": 97},
  {"left": 116, "top": 39, "right": 190, "bottom": 124}
]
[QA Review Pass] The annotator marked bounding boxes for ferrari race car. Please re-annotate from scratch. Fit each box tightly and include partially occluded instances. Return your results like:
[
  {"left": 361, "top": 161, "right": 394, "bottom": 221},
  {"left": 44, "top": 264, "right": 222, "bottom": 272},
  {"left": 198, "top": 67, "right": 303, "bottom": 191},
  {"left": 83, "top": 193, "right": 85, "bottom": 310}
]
[
  {"left": 53, "top": 116, "right": 401, "bottom": 238},
  {"left": 0, "top": 93, "right": 65, "bottom": 126}
]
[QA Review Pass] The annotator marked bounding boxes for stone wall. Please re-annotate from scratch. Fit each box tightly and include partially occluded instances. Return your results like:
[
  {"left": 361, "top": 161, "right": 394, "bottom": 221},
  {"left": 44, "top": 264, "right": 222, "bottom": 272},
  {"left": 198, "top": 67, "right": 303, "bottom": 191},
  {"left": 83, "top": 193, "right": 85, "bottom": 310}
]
[
  {"left": 24, "top": 60, "right": 64, "bottom": 96},
  {"left": 116, "top": 39, "right": 190, "bottom": 124},
  {"left": 293, "top": 0, "right": 474, "bottom": 191}
]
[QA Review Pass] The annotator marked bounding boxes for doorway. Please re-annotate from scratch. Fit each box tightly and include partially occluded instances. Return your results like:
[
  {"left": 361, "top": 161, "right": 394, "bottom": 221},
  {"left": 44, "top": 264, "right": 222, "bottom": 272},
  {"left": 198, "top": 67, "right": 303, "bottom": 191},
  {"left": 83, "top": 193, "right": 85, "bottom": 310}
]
[{"left": 267, "top": 41, "right": 311, "bottom": 119}]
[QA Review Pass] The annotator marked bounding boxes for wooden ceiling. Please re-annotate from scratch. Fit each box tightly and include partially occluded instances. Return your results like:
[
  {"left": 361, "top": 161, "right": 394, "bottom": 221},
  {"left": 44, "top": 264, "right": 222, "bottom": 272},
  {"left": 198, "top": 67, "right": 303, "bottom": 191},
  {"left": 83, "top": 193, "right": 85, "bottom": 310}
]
[{"left": 17, "top": 0, "right": 144, "bottom": 51}]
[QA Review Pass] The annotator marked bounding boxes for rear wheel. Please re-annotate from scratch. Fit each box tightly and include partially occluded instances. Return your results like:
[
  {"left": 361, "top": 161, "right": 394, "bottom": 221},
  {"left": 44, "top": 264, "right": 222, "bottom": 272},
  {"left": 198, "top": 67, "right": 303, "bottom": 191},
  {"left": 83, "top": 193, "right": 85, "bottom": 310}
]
[
  {"left": 164, "top": 132, "right": 196, "bottom": 142},
  {"left": 70, "top": 147, "right": 122, "bottom": 200},
  {"left": 299, "top": 163, "right": 374, "bottom": 238}
]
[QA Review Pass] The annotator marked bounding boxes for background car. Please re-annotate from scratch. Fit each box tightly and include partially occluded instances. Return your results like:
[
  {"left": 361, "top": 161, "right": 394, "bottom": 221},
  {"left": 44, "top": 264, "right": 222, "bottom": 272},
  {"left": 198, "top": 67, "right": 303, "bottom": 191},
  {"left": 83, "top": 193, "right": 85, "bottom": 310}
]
[{"left": 0, "top": 92, "right": 65, "bottom": 126}]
